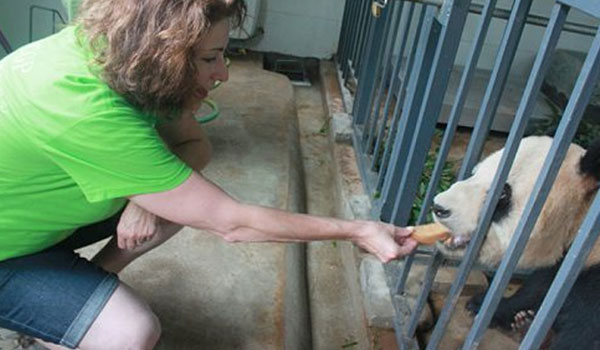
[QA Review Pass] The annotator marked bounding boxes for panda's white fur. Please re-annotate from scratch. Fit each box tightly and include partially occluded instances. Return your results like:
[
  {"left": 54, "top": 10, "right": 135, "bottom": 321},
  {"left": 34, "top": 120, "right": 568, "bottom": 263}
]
[{"left": 433, "top": 135, "right": 600, "bottom": 269}]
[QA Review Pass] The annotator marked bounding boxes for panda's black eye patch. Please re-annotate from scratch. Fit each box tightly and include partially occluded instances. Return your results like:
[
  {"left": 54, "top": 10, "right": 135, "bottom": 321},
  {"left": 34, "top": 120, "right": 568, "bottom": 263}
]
[{"left": 492, "top": 183, "right": 512, "bottom": 222}]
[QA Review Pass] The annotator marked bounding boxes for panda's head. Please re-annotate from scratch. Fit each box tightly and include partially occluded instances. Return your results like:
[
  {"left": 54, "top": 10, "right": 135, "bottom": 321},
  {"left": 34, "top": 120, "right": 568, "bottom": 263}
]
[{"left": 433, "top": 135, "right": 600, "bottom": 269}]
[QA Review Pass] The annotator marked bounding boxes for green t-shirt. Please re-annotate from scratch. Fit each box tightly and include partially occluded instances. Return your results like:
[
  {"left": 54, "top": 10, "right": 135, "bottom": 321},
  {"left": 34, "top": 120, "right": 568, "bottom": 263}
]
[{"left": 0, "top": 27, "right": 193, "bottom": 261}]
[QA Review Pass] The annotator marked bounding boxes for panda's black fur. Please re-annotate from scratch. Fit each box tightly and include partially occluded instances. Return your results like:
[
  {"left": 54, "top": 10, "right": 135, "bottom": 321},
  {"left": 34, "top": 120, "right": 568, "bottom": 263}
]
[{"left": 466, "top": 138, "right": 600, "bottom": 350}]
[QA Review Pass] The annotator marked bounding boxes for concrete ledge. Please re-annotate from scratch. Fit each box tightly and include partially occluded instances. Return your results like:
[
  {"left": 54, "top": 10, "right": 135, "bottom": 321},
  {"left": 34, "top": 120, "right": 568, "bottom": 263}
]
[
  {"left": 319, "top": 61, "right": 435, "bottom": 348},
  {"left": 319, "top": 60, "right": 396, "bottom": 336}
]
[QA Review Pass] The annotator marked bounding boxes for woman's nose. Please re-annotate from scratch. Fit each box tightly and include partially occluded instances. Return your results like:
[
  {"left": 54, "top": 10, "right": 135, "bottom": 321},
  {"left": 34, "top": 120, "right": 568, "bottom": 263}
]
[{"left": 213, "top": 58, "right": 229, "bottom": 83}]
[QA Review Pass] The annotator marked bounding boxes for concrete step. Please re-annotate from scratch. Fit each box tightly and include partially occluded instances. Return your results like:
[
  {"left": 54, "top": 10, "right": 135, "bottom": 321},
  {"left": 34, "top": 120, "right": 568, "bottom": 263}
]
[{"left": 293, "top": 76, "right": 372, "bottom": 350}]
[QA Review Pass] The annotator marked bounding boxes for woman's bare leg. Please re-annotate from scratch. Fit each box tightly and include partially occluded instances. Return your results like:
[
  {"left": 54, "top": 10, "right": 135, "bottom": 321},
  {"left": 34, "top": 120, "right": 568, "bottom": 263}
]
[{"left": 37, "top": 283, "right": 161, "bottom": 350}]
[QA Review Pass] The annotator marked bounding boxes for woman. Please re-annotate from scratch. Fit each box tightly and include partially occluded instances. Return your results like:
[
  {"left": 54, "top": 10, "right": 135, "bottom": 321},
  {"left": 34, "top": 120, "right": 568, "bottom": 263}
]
[{"left": 0, "top": 0, "right": 418, "bottom": 349}]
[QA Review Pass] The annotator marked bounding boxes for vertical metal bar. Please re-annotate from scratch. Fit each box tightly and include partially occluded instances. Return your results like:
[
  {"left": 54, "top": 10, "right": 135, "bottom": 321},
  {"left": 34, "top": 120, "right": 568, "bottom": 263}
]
[
  {"left": 352, "top": 0, "right": 372, "bottom": 74},
  {"left": 394, "top": 0, "right": 481, "bottom": 303},
  {"left": 352, "top": 8, "right": 377, "bottom": 118},
  {"left": 378, "top": 7, "right": 440, "bottom": 222},
  {"left": 348, "top": 0, "right": 362, "bottom": 71},
  {"left": 390, "top": 0, "right": 471, "bottom": 227},
  {"left": 29, "top": 7, "right": 34, "bottom": 43},
  {"left": 364, "top": 0, "right": 405, "bottom": 154},
  {"left": 520, "top": 25, "right": 600, "bottom": 350},
  {"left": 0, "top": 29, "right": 11, "bottom": 54},
  {"left": 379, "top": 6, "right": 428, "bottom": 298},
  {"left": 371, "top": 3, "right": 417, "bottom": 171},
  {"left": 462, "top": 5, "right": 571, "bottom": 349},
  {"left": 458, "top": 0, "right": 534, "bottom": 181},
  {"left": 416, "top": 0, "right": 498, "bottom": 225},
  {"left": 520, "top": 197, "right": 600, "bottom": 350},
  {"left": 393, "top": 301, "right": 420, "bottom": 350},
  {"left": 405, "top": 252, "right": 443, "bottom": 336},
  {"left": 375, "top": 6, "right": 428, "bottom": 193},
  {"left": 337, "top": 0, "right": 354, "bottom": 69},
  {"left": 353, "top": 5, "right": 394, "bottom": 126},
  {"left": 428, "top": 9, "right": 571, "bottom": 349},
  {"left": 345, "top": 0, "right": 366, "bottom": 81},
  {"left": 342, "top": 0, "right": 360, "bottom": 80},
  {"left": 362, "top": 1, "right": 403, "bottom": 150}
]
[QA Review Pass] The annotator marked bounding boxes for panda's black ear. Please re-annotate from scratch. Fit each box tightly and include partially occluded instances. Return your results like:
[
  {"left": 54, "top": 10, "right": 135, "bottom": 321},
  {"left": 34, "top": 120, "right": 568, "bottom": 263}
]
[{"left": 580, "top": 138, "right": 600, "bottom": 181}]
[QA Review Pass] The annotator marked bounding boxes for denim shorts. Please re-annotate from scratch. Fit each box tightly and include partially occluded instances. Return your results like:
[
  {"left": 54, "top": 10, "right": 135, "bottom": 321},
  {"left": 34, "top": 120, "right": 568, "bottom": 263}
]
[{"left": 0, "top": 212, "right": 123, "bottom": 349}]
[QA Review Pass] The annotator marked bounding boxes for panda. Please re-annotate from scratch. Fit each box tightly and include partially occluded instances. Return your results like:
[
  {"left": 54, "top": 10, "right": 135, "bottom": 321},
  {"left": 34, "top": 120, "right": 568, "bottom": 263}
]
[{"left": 431, "top": 135, "right": 600, "bottom": 350}]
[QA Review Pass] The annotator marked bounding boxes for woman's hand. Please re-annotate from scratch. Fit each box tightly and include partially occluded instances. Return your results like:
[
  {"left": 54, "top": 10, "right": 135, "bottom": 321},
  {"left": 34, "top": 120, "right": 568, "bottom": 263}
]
[
  {"left": 352, "top": 221, "right": 418, "bottom": 263},
  {"left": 117, "top": 202, "right": 159, "bottom": 250}
]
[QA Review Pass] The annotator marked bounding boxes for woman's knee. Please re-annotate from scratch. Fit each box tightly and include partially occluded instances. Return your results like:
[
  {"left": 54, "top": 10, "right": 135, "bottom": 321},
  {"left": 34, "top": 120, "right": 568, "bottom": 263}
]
[
  {"left": 79, "top": 284, "right": 162, "bottom": 350},
  {"left": 126, "top": 309, "right": 162, "bottom": 349}
]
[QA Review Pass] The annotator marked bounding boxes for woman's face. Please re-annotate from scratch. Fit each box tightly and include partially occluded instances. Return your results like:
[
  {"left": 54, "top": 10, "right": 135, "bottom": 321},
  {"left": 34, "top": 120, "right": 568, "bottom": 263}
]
[{"left": 192, "top": 19, "right": 230, "bottom": 102}]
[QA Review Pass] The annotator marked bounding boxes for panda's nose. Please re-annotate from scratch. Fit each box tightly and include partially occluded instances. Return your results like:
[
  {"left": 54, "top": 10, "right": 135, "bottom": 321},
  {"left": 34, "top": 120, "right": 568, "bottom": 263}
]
[{"left": 432, "top": 203, "right": 451, "bottom": 219}]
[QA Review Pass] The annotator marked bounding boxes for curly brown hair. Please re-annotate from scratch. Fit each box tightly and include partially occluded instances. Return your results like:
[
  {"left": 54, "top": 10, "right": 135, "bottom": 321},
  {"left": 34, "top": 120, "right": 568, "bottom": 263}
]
[{"left": 77, "top": 0, "right": 245, "bottom": 118}]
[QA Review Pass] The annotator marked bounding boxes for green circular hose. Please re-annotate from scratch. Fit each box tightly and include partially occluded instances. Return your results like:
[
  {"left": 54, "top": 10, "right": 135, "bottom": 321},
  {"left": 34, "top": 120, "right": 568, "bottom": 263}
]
[
  {"left": 194, "top": 57, "right": 230, "bottom": 124},
  {"left": 194, "top": 98, "right": 220, "bottom": 124}
]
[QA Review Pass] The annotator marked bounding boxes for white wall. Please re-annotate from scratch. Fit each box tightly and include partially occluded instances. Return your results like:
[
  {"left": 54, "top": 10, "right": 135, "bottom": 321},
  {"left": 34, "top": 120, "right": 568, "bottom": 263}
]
[
  {"left": 1, "top": 0, "right": 347, "bottom": 60},
  {"left": 245, "top": 0, "right": 346, "bottom": 59}
]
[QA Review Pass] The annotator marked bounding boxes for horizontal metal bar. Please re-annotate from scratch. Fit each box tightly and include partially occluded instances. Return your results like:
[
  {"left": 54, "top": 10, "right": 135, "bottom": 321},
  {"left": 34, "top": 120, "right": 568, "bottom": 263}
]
[
  {"left": 401, "top": 0, "right": 597, "bottom": 36},
  {"left": 559, "top": 0, "right": 600, "bottom": 19}
]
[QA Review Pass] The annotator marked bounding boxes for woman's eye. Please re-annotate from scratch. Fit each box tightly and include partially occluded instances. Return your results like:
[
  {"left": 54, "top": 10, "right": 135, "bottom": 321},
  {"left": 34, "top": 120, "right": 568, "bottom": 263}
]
[{"left": 202, "top": 57, "right": 217, "bottom": 63}]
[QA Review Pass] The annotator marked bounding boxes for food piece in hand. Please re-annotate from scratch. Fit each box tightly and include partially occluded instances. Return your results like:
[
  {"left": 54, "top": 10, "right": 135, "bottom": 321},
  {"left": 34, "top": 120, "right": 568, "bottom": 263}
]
[{"left": 411, "top": 223, "right": 450, "bottom": 245}]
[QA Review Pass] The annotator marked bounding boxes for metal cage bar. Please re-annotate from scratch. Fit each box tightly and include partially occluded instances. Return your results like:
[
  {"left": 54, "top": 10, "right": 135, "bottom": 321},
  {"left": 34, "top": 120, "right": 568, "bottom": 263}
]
[
  {"left": 353, "top": 5, "right": 393, "bottom": 125},
  {"left": 370, "top": 2, "right": 417, "bottom": 171},
  {"left": 374, "top": 5, "right": 428, "bottom": 192},
  {"left": 378, "top": 7, "right": 440, "bottom": 223},
  {"left": 29, "top": 5, "right": 66, "bottom": 44},
  {"left": 558, "top": 0, "right": 600, "bottom": 18},
  {"left": 0, "top": 29, "right": 11, "bottom": 54},
  {"left": 416, "top": 0, "right": 497, "bottom": 225},
  {"left": 462, "top": 4, "right": 570, "bottom": 348},
  {"left": 520, "top": 195, "right": 600, "bottom": 350},
  {"left": 334, "top": 1, "right": 600, "bottom": 349},
  {"left": 363, "top": 1, "right": 405, "bottom": 154},
  {"left": 518, "top": 22, "right": 600, "bottom": 350},
  {"left": 388, "top": 0, "right": 472, "bottom": 227},
  {"left": 457, "top": 0, "right": 534, "bottom": 180}
]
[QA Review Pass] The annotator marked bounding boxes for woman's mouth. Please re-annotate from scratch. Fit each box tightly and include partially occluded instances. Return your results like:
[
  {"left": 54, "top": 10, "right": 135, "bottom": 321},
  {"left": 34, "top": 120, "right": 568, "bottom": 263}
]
[{"left": 194, "top": 87, "right": 208, "bottom": 100}]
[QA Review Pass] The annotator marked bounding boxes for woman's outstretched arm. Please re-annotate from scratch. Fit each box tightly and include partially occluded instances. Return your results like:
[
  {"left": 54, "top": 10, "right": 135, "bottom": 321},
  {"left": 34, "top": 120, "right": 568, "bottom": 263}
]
[{"left": 129, "top": 172, "right": 417, "bottom": 262}]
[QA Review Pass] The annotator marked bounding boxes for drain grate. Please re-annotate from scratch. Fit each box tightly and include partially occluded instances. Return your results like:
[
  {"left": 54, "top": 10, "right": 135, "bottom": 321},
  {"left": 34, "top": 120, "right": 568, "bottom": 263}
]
[{"left": 264, "top": 54, "right": 311, "bottom": 86}]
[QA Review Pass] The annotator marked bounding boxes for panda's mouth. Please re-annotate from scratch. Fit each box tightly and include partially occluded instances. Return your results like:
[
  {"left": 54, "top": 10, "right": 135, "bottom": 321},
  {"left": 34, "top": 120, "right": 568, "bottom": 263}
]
[{"left": 442, "top": 234, "right": 471, "bottom": 250}]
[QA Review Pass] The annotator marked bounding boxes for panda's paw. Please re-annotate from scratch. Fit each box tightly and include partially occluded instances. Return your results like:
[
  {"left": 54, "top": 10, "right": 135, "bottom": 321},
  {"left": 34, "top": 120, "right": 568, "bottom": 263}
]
[{"left": 510, "top": 310, "right": 535, "bottom": 336}]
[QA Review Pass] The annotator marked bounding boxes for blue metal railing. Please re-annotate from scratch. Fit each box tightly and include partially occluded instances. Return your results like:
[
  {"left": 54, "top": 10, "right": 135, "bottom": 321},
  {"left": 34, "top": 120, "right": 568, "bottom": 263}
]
[
  {"left": 0, "top": 29, "right": 11, "bottom": 54},
  {"left": 336, "top": 0, "right": 600, "bottom": 349},
  {"left": 29, "top": 5, "right": 66, "bottom": 43}
]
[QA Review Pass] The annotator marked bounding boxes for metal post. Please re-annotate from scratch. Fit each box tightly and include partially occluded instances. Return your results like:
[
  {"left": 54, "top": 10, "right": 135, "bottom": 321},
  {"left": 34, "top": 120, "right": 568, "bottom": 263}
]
[
  {"left": 462, "top": 4, "right": 570, "bottom": 348},
  {"left": 0, "top": 29, "right": 11, "bottom": 54},
  {"left": 353, "top": 3, "right": 394, "bottom": 125},
  {"left": 458, "top": 0, "right": 534, "bottom": 180}
]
